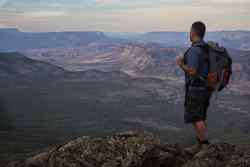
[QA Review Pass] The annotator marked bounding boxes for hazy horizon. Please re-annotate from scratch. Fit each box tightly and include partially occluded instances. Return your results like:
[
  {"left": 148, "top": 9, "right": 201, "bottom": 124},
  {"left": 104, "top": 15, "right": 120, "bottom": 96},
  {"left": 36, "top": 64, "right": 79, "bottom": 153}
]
[
  {"left": 0, "top": 0, "right": 250, "bottom": 32},
  {"left": 1, "top": 27, "right": 250, "bottom": 33}
]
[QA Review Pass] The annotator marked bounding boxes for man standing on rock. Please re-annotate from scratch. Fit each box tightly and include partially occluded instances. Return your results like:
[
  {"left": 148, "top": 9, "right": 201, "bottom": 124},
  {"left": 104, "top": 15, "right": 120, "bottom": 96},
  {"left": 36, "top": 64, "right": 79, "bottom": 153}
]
[{"left": 176, "top": 21, "right": 211, "bottom": 158}]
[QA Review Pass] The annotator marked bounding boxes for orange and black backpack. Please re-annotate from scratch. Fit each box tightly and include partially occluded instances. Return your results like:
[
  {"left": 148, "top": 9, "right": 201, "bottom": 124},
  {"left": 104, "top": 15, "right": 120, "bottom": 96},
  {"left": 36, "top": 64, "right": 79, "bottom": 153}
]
[
  {"left": 203, "top": 41, "right": 232, "bottom": 92},
  {"left": 184, "top": 41, "right": 232, "bottom": 92}
]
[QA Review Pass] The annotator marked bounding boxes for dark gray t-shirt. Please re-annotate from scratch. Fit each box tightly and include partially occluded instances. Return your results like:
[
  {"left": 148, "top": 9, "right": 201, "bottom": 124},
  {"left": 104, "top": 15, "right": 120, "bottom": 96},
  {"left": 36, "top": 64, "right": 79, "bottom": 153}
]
[{"left": 185, "top": 40, "right": 209, "bottom": 83}]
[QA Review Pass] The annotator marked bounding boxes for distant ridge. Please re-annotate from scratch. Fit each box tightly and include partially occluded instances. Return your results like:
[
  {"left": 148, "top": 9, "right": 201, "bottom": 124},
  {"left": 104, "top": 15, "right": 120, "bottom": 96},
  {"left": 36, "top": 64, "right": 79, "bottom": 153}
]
[
  {"left": 138, "top": 31, "right": 250, "bottom": 50},
  {"left": 104, "top": 31, "right": 250, "bottom": 50},
  {"left": 0, "top": 52, "right": 65, "bottom": 78},
  {"left": 0, "top": 29, "right": 113, "bottom": 51},
  {"left": 1, "top": 28, "right": 250, "bottom": 51},
  {"left": 0, "top": 28, "right": 20, "bottom": 33},
  {"left": 0, "top": 52, "right": 133, "bottom": 81},
  {"left": 0, "top": 28, "right": 106, "bottom": 34}
]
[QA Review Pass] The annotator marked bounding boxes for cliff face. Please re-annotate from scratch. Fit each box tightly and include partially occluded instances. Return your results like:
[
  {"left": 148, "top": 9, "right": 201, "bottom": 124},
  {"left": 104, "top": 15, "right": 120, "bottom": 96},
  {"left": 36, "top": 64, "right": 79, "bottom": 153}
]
[{"left": 6, "top": 131, "right": 250, "bottom": 167}]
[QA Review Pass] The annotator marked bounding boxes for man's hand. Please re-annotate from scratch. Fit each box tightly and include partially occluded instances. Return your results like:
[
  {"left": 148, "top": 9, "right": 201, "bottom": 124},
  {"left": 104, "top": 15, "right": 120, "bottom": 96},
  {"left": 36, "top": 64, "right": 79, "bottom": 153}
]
[
  {"left": 176, "top": 55, "right": 184, "bottom": 68},
  {"left": 176, "top": 55, "right": 198, "bottom": 76}
]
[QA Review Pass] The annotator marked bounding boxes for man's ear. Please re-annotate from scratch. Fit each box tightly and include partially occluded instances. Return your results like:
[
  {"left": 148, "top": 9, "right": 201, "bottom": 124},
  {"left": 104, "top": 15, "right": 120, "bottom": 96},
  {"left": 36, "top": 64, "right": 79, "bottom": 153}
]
[{"left": 190, "top": 31, "right": 194, "bottom": 41}]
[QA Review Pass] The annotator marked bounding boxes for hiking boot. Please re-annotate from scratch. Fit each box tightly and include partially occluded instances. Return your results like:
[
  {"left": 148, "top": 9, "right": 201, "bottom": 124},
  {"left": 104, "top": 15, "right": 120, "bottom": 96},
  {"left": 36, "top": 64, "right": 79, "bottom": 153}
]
[
  {"left": 193, "top": 144, "right": 209, "bottom": 158},
  {"left": 184, "top": 143, "right": 201, "bottom": 155}
]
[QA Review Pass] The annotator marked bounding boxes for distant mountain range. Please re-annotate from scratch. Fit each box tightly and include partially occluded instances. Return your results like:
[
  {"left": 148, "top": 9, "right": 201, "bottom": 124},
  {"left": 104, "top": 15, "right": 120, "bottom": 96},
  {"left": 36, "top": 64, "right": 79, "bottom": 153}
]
[
  {"left": 22, "top": 43, "right": 183, "bottom": 79},
  {"left": 0, "top": 52, "right": 65, "bottom": 79},
  {"left": 107, "top": 31, "right": 250, "bottom": 50},
  {"left": 0, "top": 28, "right": 117, "bottom": 51},
  {"left": 1, "top": 28, "right": 250, "bottom": 51},
  {"left": 22, "top": 42, "right": 250, "bottom": 82}
]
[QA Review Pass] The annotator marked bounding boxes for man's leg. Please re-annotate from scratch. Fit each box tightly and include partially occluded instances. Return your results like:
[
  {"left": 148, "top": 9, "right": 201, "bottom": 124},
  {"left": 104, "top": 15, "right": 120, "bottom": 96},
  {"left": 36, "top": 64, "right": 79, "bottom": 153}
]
[
  {"left": 194, "top": 121, "right": 208, "bottom": 142},
  {"left": 193, "top": 120, "right": 209, "bottom": 158},
  {"left": 184, "top": 122, "right": 203, "bottom": 154}
]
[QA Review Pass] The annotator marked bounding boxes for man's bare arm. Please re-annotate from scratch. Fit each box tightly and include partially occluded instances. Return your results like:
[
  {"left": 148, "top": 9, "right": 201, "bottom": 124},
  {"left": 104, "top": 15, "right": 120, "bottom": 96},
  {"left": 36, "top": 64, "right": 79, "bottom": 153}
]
[
  {"left": 180, "top": 63, "right": 198, "bottom": 76},
  {"left": 176, "top": 56, "right": 198, "bottom": 76}
]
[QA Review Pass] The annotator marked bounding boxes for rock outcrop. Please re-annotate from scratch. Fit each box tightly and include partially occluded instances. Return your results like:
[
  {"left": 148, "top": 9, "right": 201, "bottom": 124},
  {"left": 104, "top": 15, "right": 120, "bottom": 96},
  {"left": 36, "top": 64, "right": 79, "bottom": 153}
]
[{"left": 6, "top": 131, "right": 250, "bottom": 167}]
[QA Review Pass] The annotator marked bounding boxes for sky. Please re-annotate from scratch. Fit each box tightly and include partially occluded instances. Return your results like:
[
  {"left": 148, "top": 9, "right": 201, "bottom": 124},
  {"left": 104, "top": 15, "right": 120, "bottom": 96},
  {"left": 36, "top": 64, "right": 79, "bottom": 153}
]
[{"left": 0, "top": 0, "right": 249, "bottom": 32}]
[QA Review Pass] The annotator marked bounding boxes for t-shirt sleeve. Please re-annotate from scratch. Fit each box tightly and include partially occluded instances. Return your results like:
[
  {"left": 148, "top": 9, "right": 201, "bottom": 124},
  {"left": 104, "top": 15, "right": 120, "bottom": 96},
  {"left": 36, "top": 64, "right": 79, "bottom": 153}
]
[{"left": 187, "top": 47, "right": 200, "bottom": 70}]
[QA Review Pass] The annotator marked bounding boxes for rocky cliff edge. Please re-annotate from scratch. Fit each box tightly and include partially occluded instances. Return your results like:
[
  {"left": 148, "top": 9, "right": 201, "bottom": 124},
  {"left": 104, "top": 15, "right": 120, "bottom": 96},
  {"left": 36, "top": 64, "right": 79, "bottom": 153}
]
[{"left": 6, "top": 131, "right": 250, "bottom": 167}]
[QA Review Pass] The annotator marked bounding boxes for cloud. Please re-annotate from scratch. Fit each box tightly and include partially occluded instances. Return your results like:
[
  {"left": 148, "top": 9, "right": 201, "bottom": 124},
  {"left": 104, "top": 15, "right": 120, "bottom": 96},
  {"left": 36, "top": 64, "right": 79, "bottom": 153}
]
[
  {"left": 1, "top": 0, "right": 248, "bottom": 12},
  {"left": 0, "top": 24, "right": 7, "bottom": 28},
  {"left": 95, "top": 0, "right": 120, "bottom": 4},
  {"left": 0, "top": 0, "right": 8, "bottom": 7},
  {"left": 28, "top": 11, "right": 66, "bottom": 18},
  {"left": 0, "top": 0, "right": 249, "bottom": 32},
  {"left": 208, "top": 0, "right": 250, "bottom": 3}
]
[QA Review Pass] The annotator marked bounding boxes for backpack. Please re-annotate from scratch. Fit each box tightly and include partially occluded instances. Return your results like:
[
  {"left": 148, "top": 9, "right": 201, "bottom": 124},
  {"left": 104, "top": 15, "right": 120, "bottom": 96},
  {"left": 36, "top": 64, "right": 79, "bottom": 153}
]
[{"left": 203, "top": 41, "right": 232, "bottom": 92}]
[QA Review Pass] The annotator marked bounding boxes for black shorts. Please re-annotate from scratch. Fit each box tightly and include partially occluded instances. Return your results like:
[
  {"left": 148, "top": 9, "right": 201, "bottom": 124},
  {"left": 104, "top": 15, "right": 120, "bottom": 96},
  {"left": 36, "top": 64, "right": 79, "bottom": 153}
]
[{"left": 184, "top": 86, "right": 211, "bottom": 124}]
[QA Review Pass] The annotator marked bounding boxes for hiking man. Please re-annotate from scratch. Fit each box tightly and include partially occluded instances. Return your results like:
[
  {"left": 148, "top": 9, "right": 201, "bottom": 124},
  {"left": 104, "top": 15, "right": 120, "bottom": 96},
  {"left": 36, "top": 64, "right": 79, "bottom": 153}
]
[{"left": 176, "top": 21, "right": 211, "bottom": 158}]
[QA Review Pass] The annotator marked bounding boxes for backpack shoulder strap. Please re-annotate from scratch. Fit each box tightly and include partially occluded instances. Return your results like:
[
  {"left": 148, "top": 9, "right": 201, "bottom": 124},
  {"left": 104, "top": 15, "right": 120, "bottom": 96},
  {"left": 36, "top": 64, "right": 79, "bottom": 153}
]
[
  {"left": 199, "top": 43, "right": 210, "bottom": 72},
  {"left": 183, "top": 48, "right": 191, "bottom": 65}
]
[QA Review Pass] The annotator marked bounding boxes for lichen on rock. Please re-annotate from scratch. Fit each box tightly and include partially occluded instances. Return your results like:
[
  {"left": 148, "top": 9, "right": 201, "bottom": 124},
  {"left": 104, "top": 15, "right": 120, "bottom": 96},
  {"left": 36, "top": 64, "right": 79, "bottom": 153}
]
[{"left": 6, "top": 131, "right": 250, "bottom": 167}]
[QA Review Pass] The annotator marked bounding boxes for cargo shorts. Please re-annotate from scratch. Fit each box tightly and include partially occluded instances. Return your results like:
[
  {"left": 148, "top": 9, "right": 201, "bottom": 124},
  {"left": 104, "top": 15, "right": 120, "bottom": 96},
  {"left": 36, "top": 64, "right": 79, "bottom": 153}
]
[{"left": 184, "top": 86, "right": 212, "bottom": 124}]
